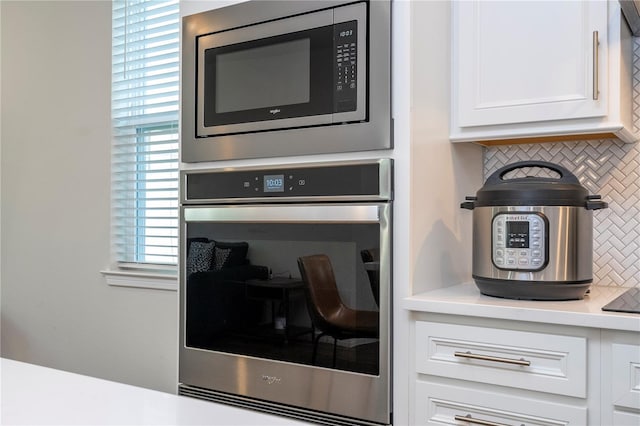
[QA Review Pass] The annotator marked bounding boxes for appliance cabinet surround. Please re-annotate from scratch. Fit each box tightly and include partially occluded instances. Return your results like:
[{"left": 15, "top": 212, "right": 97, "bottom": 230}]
[
  {"left": 410, "top": 312, "right": 640, "bottom": 425},
  {"left": 450, "top": 0, "right": 637, "bottom": 145}
]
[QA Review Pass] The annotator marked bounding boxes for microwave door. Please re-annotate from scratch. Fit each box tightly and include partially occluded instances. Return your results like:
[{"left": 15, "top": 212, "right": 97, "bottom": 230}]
[{"left": 196, "top": 2, "right": 366, "bottom": 138}]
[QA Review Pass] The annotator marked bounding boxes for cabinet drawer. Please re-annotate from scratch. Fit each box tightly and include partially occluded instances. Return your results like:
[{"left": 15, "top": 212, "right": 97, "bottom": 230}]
[
  {"left": 612, "top": 343, "right": 640, "bottom": 411},
  {"left": 415, "top": 321, "right": 587, "bottom": 397},
  {"left": 415, "top": 381, "right": 587, "bottom": 426}
]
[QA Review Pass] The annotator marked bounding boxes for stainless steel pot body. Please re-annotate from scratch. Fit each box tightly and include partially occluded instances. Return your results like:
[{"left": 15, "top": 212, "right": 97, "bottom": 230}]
[{"left": 472, "top": 205, "right": 594, "bottom": 283}]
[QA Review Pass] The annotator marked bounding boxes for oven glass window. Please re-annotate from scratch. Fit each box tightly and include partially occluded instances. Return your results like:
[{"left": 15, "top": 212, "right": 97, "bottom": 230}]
[
  {"left": 184, "top": 221, "right": 380, "bottom": 376},
  {"left": 215, "top": 39, "right": 311, "bottom": 113}
]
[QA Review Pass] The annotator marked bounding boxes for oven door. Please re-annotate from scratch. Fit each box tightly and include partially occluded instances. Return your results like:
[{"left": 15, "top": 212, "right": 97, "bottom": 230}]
[
  {"left": 179, "top": 202, "right": 391, "bottom": 424},
  {"left": 196, "top": 2, "right": 367, "bottom": 137}
]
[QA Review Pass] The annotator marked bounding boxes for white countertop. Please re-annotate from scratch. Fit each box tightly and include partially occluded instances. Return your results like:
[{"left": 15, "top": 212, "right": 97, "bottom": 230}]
[
  {"left": 0, "top": 358, "right": 308, "bottom": 425},
  {"left": 405, "top": 283, "right": 640, "bottom": 332}
]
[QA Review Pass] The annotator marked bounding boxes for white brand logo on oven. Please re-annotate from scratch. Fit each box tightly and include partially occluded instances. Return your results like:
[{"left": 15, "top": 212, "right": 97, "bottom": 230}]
[
  {"left": 269, "top": 109, "right": 281, "bottom": 115},
  {"left": 261, "top": 375, "right": 281, "bottom": 385}
]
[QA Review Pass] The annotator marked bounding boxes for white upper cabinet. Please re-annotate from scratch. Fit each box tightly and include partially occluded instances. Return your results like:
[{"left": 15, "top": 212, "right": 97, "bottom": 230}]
[{"left": 451, "top": 1, "right": 637, "bottom": 144}]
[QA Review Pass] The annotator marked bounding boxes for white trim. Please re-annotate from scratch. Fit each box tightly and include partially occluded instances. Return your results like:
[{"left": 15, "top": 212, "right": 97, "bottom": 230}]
[{"left": 101, "top": 269, "right": 178, "bottom": 291}]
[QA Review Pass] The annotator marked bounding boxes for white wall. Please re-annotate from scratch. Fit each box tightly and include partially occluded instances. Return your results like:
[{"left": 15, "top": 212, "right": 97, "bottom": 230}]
[
  {"left": 0, "top": 1, "right": 3, "bottom": 311},
  {"left": 0, "top": 1, "right": 178, "bottom": 393},
  {"left": 410, "top": 1, "right": 483, "bottom": 295}
]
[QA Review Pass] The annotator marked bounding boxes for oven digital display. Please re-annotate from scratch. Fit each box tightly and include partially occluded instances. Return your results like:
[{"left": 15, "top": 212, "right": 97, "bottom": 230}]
[{"left": 263, "top": 174, "right": 285, "bottom": 193}]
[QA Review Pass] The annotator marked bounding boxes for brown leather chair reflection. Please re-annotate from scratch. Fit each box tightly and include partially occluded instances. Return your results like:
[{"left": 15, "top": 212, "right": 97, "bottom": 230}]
[
  {"left": 297, "top": 254, "right": 379, "bottom": 367},
  {"left": 360, "top": 248, "right": 380, "bottom": 306}
]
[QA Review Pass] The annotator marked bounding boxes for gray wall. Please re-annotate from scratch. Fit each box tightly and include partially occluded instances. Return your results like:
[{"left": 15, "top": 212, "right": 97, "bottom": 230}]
[{"left": 0, "top": 1, "right": 178, "bottom": 393}]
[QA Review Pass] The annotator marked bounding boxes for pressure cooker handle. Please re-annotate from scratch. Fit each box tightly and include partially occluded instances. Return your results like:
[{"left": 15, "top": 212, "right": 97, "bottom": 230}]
[
  {"left": 586, "top": 194, "right": 609, "bottom": 210},
  {"left": 485, "top": 161, "right": 580, "bottom": 185},
  {"left": 460, "top": 196, "right": 477, "bottom": 210}
]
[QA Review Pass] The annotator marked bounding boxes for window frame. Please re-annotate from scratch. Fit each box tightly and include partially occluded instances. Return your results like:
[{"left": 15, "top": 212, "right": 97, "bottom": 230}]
[{"left": 103, "top": 0, "right": 180, "bottom": 290}]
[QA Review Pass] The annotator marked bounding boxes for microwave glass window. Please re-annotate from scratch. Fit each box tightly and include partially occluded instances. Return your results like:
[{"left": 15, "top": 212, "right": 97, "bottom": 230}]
[
  {"left": 214, "top": 39, "right": 311, "bottom": 114},
  {"left": 202, "top": 24, "right": 335, "bottom": 128}
]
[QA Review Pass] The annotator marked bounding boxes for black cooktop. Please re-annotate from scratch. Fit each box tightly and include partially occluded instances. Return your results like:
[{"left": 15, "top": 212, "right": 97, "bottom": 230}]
[{"left": 602, "top": 287, "right": 640, "bottom": 314}]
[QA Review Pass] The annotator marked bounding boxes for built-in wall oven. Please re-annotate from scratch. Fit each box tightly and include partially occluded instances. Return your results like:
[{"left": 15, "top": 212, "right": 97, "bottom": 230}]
[{"left": 178, "top": 159, "right": 392, "bottom": 425}]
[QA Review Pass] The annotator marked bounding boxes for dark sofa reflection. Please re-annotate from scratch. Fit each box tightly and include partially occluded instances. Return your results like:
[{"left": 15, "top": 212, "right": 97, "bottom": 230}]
[{"left": 185, "top": 239, "right": 268, "bottom": 349}]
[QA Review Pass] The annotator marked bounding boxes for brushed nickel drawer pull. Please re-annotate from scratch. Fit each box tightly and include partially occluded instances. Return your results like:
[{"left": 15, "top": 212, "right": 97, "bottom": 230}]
[
  {"left": 592, "top": 30, "right": 599, "bottom": 100},
  {"left": 454, "top": 351, "right": 531, "bottom": 366},
  {"left": 454, "top": 414, "right": 509, "bottom": 426}
]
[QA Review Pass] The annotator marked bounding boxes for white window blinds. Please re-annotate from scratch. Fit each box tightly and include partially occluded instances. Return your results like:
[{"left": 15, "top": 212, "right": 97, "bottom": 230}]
[{"left": 111, "top": 0, "right": 180, "bottom": 268}]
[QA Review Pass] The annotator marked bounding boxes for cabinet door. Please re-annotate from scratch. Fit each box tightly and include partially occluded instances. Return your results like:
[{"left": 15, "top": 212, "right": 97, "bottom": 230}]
[
  {"left": 454, "top": 1, "right": 607, "bottom": 128},
  {"left": 601, "top": 332, "right": 640, "bottom": 425},
  {"left": 612, "top": 343, "right": 640, "bottom": 416}
]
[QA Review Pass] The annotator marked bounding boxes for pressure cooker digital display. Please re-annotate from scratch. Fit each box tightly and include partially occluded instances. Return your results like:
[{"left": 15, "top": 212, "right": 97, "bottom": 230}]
[
  {"left": 506, "top": 221, "right": 529, "bottom": 248},
  {"left": 492, "top": 213, "right": 547, "bottom": 271}
]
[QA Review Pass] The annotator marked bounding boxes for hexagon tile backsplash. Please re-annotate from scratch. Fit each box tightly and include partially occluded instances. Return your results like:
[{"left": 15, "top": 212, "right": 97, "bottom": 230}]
[{"left": 484, "top": 38, "right": 640, "bottom": 289}]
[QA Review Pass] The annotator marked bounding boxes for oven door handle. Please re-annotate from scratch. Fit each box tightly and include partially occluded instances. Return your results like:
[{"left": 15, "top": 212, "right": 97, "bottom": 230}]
[{"left": 183, "top": 204, "right": 387, "bottom": 223}]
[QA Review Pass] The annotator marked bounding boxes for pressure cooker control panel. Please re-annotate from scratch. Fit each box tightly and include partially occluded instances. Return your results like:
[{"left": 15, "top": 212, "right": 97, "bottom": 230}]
[{"left": 492, "top": 213, "right": 547, "bottom": 271}]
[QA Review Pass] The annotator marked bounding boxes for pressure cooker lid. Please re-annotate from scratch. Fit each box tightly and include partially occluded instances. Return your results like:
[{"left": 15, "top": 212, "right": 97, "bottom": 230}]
[{"left": 461, "top": 161, "right": 608, "bottom": 209}]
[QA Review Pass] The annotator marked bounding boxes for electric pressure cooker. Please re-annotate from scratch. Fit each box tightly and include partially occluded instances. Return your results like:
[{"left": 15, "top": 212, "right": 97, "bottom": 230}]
[{"left": 461, "top": 161, "right": 608, "bottom": 300}]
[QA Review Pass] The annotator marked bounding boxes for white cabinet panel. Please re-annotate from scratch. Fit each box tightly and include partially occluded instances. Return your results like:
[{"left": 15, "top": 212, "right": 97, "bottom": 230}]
[
  {"left": 415, "top": 321, "right": 587, "bottom": 398},
  {"left": 451, "top": 0, "right": 637, "bottom": 144},
  {"left": 415, "top": 381, "right": 588, "bottom": 426},
  {"left": 613, "top": 410, "right": 640, "bottom": 425},
  {"left": 602, "top": 332, "right": 640, "bottom": 424},
  {"left": 456, "top": 1, "right": 605, "bottom": 127},
  {"left": 612, "top": 343, "right": 640, "bottom": 411}
]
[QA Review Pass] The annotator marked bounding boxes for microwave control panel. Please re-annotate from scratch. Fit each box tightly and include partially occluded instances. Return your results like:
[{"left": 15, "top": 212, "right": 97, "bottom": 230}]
[
  {"left": 334, "top": 20, "right": 358, "bottom": 113},
  {"left": 491, "top": 213, "right": 548, "bottom": 271}
]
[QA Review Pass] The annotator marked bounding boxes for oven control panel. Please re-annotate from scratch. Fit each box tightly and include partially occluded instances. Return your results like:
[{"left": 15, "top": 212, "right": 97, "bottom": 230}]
[
  {"left": 183, "top": 160, "right": 392, "bottom": 203},
  {"left": 492, "top": 213, "right": 547, "bottom": 271}
]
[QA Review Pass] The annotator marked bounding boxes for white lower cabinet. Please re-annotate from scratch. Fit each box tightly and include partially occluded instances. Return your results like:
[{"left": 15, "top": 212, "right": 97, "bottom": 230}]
[
  {"left": 416, "top": 381, "right": 587, "bottom": 425},
  {"left": 415, "top": 322, "right": 587, "bottom": 398},
  {"left": 412, "top": 316, "right": 600, "bottom": 425},
  {"left": 602, "top": 331, "right": 640, "bottom": 425}
]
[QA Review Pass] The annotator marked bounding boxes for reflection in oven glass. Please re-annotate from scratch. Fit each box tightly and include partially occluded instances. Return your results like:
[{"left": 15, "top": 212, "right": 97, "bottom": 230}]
[{"left": 184, "top": 222, "right": 380, "bottom": 375}]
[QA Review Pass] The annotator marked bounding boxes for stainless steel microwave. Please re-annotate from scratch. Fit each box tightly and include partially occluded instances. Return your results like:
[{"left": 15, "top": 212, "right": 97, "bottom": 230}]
[{"left": 181, "top": 0, "right": 391, "bottom": 162}]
